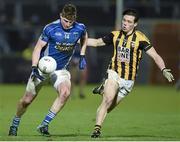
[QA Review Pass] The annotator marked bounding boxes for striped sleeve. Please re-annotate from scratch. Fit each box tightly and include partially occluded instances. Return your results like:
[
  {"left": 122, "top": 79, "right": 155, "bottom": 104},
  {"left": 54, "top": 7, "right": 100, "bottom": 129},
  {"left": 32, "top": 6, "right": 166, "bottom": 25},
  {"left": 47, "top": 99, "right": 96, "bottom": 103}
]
[
  {"left": 139, "top": 41, "right": 152, "bottom": 51},
  {"left": 138, "top": 32, "right": 152, "bottom": 51}
]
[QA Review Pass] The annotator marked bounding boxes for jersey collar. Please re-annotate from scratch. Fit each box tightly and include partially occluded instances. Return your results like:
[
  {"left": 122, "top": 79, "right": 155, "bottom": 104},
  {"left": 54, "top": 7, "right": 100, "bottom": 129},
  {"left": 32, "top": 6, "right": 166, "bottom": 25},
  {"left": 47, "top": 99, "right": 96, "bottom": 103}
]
[{"left": 121, "top": 28, "right": 136, "bottom": 37}]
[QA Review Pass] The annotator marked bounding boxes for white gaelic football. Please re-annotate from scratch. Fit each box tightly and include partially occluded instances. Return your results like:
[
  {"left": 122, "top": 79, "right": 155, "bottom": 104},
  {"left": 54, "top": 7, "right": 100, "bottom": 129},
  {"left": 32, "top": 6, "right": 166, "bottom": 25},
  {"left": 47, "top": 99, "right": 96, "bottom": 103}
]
[{"left": 38, "top": 56, "right": 57, "bottom": 74}]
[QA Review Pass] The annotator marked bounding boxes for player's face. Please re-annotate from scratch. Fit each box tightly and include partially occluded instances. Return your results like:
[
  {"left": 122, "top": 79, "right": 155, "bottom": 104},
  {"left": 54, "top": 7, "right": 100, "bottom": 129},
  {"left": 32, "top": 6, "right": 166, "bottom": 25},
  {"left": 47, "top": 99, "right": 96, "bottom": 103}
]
[
  {"left": 61, "top": 16, "right": 74, "bottom": 29},
  {"left": 122, "top": 15, "right": 137, "bottom": 34}
]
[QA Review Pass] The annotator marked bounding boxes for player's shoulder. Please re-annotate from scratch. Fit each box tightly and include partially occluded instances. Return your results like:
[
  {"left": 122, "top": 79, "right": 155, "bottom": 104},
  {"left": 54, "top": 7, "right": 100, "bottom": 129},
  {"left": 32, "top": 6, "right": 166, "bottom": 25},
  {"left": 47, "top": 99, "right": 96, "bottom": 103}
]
[
  {"left": 43, "top": 19, "right": 60, "bottom": 32},
  {"left": 74, "top": 21, "right": 86, "bottom": 31},
  {"left": 111, "top": 30, "right": 120, "bottom": 36},
  {"left": 135, "top": 30, "right": 147, "bottom": 38},
  {"left": 135, "top": 30, "right": 149, "bottom": 41}
]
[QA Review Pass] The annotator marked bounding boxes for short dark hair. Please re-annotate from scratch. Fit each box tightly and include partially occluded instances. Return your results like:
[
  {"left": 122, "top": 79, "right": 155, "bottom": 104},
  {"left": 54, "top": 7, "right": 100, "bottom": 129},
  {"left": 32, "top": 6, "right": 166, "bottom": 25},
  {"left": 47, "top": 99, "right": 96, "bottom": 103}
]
[
  {"left": 123, "top": 9, "right": 139, "bottom": 23},
  {"left": 61, "top": 4, "right": 77, "bottom": 20}
]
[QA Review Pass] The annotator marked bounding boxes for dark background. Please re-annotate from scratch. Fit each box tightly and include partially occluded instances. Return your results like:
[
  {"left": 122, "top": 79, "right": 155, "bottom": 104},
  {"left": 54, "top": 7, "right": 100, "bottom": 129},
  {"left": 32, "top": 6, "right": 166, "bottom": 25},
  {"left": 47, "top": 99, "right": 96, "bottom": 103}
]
[{"left": 0, "top": 0, "right": 179, "bottom": 84}]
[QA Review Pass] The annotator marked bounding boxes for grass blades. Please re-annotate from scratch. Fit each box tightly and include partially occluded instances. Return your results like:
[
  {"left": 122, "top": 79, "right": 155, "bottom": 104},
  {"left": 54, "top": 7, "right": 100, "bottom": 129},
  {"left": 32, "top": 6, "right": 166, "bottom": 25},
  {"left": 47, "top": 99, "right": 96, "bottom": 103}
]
[{"left": 0, "top": 84, "right": 180, "bottom": 141}]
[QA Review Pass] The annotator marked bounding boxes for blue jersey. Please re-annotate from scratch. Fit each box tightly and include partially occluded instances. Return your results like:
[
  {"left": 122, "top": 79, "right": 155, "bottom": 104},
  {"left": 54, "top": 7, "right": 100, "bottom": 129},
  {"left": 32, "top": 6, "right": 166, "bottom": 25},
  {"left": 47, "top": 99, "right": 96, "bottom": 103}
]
[{"left": 39, "top": 19, "right": 86, "bottom": 70}]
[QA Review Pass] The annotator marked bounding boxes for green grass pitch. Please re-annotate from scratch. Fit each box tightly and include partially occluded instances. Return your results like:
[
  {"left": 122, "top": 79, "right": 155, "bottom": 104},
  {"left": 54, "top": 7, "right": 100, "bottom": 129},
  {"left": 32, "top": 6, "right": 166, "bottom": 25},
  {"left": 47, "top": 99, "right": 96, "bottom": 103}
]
[{"left": 0, "top": 84, "right": 180, "bottom": 141}]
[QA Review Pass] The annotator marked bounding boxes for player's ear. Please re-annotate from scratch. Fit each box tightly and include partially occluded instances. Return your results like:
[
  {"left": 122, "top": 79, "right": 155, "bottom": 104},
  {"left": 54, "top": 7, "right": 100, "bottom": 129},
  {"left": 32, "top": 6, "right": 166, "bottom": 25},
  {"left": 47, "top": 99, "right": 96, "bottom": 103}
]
[{"left": 134, "top": 22, "right": 137, "bottom": 27}]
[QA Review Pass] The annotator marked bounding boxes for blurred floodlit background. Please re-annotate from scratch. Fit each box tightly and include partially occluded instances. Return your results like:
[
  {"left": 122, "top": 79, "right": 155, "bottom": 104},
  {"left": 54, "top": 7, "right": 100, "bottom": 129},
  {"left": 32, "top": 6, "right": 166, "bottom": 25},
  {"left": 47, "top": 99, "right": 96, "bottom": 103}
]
[{"left": 0, "top": 0, "right": 179, "bottom": 85}]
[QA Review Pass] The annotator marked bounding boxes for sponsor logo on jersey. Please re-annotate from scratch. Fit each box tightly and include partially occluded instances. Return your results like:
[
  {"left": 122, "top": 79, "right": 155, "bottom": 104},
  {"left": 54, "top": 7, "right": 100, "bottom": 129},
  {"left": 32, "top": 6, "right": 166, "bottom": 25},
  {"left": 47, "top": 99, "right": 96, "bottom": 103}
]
[
  {"left": 117, "top": 46, "right": 130, "bottom": 63},
  {"left": 55, "top": 42, "right": 74, "bottom": 51}
]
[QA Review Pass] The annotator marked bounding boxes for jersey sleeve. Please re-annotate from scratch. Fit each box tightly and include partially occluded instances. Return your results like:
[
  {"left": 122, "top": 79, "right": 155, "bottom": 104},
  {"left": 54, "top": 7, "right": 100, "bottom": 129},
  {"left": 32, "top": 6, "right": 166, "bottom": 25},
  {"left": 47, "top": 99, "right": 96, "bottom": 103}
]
[
  {"left": 82, "top": 24, "right": 87, "bottom": 36},
  {"left": 78, "top": 23, "right": 86, "bottom": 37},
  {"left": 39, "top": 25, "right": 50, "bottom": 42},
  {"left": 102, "top": 32, "right": 114, "bottom": 45},
  {"left": 139, "top": 33, "right": 152, "bottom": 51}
]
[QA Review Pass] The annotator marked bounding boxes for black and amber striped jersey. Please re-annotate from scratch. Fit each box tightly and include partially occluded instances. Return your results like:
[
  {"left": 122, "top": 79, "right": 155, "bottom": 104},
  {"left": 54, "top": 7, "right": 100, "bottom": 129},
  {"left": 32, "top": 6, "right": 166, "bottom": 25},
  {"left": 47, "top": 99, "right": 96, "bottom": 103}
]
[{"left": 102, "top": 29, "right": 152, "bottom": 81}]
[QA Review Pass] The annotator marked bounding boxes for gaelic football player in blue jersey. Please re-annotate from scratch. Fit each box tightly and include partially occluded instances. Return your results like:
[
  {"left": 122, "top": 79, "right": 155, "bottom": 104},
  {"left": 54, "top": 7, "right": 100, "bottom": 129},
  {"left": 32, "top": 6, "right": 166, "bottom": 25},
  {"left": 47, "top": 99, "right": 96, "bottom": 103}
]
[{"left": 8, "top": 4, "right": 88, "bottom": 136}]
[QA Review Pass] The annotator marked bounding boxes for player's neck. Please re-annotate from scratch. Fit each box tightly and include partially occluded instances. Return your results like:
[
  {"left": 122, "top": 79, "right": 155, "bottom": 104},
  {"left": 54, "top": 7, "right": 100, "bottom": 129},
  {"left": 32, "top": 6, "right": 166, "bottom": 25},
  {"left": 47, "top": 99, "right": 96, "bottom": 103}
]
[
  {"left": 126, "top": 28, "right": 135, "bottom": 36},
  {"left": 122, "top": 28, "right": 135, "bottom": 37}
]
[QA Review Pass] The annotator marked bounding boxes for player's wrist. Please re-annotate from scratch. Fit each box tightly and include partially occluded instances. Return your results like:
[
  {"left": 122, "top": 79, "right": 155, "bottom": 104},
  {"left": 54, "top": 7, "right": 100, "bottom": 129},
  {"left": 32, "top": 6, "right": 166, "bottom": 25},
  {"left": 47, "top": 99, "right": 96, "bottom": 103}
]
[
  {"left": 161, "top": 68, "right": 166, "bottom": 72},
  {"left": 32, "top": 66, "right": 38, "bottom": 70},
  {"left": 80, "top": 55, "right": 85, "bottom": 58}
]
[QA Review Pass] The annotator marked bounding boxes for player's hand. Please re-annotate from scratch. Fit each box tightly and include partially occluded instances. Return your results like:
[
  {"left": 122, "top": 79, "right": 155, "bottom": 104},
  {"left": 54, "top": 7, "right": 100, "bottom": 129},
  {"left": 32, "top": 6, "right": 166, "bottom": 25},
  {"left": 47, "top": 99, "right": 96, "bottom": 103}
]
[
  {"left": 31, "top": 66, "right": 45, "bottom": 81},
  {"left": 79, "top": 55, "right": 86, "bottom": 70},
  {"left": 162, "top": 68, "right": 174, "bottom": 82}
]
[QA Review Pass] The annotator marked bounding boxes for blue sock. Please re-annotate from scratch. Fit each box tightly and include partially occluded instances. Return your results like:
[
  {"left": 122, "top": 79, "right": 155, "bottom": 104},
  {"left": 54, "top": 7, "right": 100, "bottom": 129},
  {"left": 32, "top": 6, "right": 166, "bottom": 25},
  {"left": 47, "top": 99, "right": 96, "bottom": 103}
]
[
  {"left": 11, "top": 116, "right": 21, "bottom": 128},
  {"left": 41, "top": 110, "right": 56, "bottom": 126}
]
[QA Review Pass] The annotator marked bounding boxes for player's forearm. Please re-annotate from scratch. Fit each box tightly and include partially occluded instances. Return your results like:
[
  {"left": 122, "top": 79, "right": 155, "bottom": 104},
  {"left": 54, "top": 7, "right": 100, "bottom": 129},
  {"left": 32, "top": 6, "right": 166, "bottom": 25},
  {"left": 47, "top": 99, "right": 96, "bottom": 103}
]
[
  {"left": 32, "top": 39, "right": 46, "bottom": 66},
  {"left": 80, "top": 33, "right": 88, "bottom": 55},
  {"left": 32, "top": 47, "right": 41, "bottom": 67},
  {"left": 87, "top": 38, "right": 105, "bottom": 47},
  {"left": 154, "top": 54, "right": 166, "bottom": 71},
  {"left": 87, "top": 38, "right": 98, "bottom": 47},
  {"left": 146, "top": 47, "right": 166, "bottom": 71},
  {"left": 80, "top": 45, "right": 87, "bottom": 55}
]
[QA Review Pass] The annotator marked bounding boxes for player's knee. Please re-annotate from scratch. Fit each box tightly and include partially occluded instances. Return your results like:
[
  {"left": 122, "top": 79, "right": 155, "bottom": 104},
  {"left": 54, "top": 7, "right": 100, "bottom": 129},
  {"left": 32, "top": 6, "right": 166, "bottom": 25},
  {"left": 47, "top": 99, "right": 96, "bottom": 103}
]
[
  {"left": 20, "top": 92, "right": 35, "bottom": 107},
  {"left": 103, "top": 96, "right": 114, "bottom": 106},
  {"left": 60, "top": 93, "right": 70, "bottom": 103},
  {"left": 107, "top": 102, "right": 116, "bottom": 113},
  {"left": 58, "top": 88, "right": 70, "bottom": 101},
  {"left": 59, "top": 86, "right": 70, "bottom": 95},
  {"left": 20, "top": 98, "right": 32, "bottom": 108}
]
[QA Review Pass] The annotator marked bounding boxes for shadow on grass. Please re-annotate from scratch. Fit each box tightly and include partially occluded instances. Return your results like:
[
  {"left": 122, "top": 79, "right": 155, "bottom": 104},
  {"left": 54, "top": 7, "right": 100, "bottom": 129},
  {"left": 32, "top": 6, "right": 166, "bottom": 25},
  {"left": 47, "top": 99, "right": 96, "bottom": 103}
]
[
  {"left": 4, "top": 133, "right": 177, "bottom": 141},
  {"left": 32, "top": 133, "right": 176, "bottom": 139},
  {"left": 101, "top": 134, "right": 177, "bottom": 140}
]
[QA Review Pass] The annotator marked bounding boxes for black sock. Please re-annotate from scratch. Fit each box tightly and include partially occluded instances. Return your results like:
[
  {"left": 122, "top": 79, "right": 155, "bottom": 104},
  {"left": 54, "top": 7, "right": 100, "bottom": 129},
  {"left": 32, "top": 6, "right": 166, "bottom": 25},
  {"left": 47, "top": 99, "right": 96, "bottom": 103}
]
[{"left": 94, "top": 125, "right": 101, "bottom": 131}]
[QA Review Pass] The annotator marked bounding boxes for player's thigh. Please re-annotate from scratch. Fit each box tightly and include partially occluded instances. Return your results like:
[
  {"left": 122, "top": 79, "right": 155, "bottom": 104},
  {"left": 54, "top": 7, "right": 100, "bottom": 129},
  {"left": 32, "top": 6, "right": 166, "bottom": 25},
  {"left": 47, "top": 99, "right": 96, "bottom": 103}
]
[
  {"left": 104, "top": 69, "right": 120, "bottom": 97},
  {"left": 51, "top": 70, "right": 71, "bottom": 91},
  {"left": 104, "top": 79, "right": 119, "bottom": 100}
]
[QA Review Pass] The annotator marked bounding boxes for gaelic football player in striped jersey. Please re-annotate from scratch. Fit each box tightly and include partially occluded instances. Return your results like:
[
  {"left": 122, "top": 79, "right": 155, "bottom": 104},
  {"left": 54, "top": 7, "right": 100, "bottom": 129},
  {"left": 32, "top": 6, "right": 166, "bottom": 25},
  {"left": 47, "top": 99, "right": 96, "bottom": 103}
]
[{"left": 88, "top": 9, "right": 174, "bottom": 138}]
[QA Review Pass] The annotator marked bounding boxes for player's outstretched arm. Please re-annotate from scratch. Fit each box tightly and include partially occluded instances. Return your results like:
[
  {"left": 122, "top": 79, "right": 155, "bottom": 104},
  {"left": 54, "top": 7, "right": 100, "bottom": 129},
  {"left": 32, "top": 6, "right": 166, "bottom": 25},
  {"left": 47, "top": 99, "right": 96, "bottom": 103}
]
[
  {"left": 87, "top": 38, "right": 105, "bottom": 47},
  {"left": 146, "top": 47, "right": 174, "bottom": 82}
]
